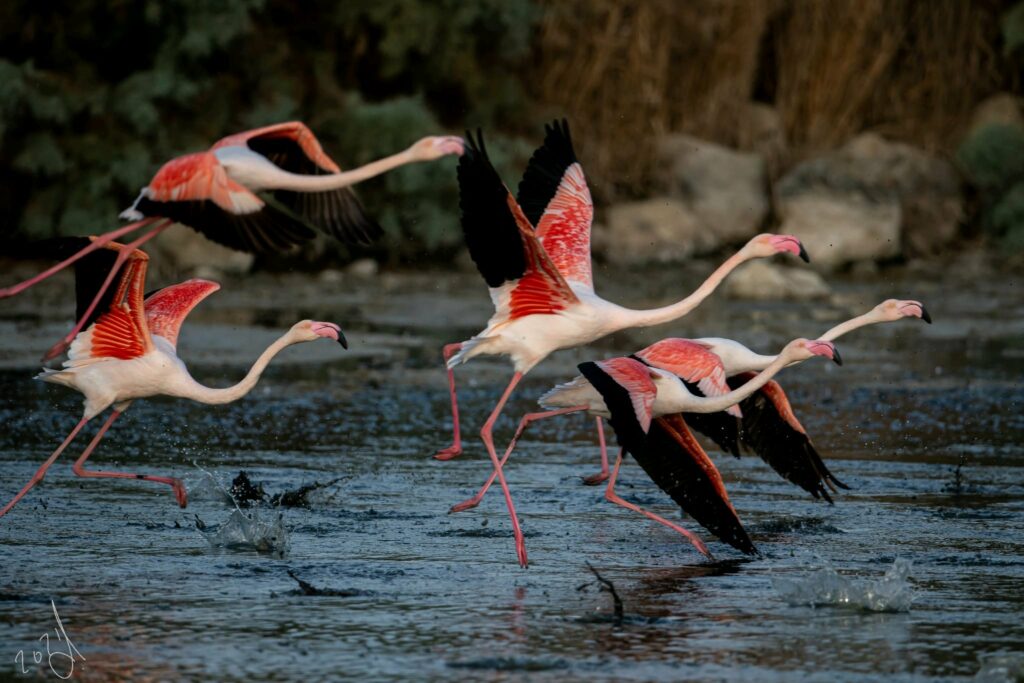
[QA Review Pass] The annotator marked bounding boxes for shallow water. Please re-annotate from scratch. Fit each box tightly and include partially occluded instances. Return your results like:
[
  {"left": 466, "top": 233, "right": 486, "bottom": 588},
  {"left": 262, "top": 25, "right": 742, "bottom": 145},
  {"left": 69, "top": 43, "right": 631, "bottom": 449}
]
[{"left": 0, "top": 261, "right": 1022, "bottom": 682}]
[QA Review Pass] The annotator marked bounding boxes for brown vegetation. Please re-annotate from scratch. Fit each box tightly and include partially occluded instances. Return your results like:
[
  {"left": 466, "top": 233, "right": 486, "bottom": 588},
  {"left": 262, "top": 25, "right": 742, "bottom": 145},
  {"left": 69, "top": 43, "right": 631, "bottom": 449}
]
[{"left": 530, "top": 0, "right": 1014, "bottom": 201}]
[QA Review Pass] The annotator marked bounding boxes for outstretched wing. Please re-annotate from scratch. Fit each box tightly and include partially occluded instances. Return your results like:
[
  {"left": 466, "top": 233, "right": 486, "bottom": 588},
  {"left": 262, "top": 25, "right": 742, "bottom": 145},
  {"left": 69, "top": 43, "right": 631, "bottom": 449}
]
[
  {"left": 641, "top": 415, "right": 756, "bottom": 554},
  {"left": 131, "top": 151, "right": 316, "bottom": 253},
  {"left": 633, "top": 338, "right": 739, "bottom": 418},
  {"left": 67, "top": 241, "right": 154, "bottom": 365},
  {"left": 458, "top": 129, "right": 579, "bottom": 323},
  {"left": 516, "top": 119, "right": 594, "bottom": 289},
  {"left": 728, "top": 373, "right": 850, "bottom": 502},
  {"left": 144, "top": 279, "right": 221, "bottom": 349},
  {"left": 579, "top": 357, "right": 658, "bottom": 441},
  {"left": 213, "top": 121, "right": 382, "bottom": 246}
]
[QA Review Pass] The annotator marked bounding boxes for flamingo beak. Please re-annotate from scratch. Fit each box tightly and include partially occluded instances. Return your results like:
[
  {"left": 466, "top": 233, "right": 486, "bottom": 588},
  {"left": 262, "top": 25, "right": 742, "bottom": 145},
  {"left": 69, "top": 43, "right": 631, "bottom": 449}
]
[
  {"left": 898, "top": 301, "right": 932, "bottom": 324},
  {"left": 919, "top": 305, "right": 932, "bottom": 324},
  {"left": 768, "top": 235, "right": 810, "bottom": 262},
  {"left": 311, "top": 322, "right": 348, "bottom": 348},
  {"left": 831, "top": 346, "right": 843, "bottom": 366},
  {"left": 807, "top": 340, "right": 842, "bottom": 365},
  {"left": 798, "top": 243, "right": 810, "bottom": 263}
]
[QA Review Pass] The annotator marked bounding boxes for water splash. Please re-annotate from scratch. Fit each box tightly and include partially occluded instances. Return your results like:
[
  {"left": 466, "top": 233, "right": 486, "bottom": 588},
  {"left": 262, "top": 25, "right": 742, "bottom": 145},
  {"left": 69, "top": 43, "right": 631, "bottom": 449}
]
[
  {"left": 975, "top": 653, "right": 1024, "bottom": 682},
  {"left": 186, "top": 464, "right": 234, "bottom": 505},
  {"left": 772, "top": 558, "right": 915, "bottom": 612},
  {"left": 196, "top": 508, "right": 290, "bottom": 557}
]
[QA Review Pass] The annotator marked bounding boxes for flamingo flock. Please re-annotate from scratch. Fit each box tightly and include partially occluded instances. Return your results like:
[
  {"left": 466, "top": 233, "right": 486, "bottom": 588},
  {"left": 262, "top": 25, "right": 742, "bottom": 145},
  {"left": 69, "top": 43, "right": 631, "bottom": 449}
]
[{"left": 0, "top": 118, "right": 931, "bottom": 570}]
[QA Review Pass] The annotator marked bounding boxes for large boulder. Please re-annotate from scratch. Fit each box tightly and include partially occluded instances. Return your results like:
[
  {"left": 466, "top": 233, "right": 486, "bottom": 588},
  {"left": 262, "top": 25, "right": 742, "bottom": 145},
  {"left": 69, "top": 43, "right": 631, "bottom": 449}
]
[
  {"left": 724, "top": 260, "right": 831, "bottom": 301},
  {"left": 658, "top": 134, "right": 770, "bottom": 244},
  {"left": 776, "top": 133, "right": 962, "bottom": 267},
  {"left": 969, "top": 93, "right": 1024, "bottom": 132},
  {"left": 599, "top": 198, "right": 711, "bottom": 265}
]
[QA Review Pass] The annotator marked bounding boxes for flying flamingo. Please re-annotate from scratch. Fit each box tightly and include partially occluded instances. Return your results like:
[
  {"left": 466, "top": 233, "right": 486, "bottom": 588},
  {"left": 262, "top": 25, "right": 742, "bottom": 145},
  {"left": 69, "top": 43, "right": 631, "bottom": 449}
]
[
  {"left": 457, "top": 339, "right": 838, "bottom": 560},
  {"left": 1, "top": 121, "right": 462, "bottom": 361},
  {"left": 0, "top": 238, "right": 347, "bottom": 519},
  {"left": 466, "top": 298, "right": 932, "bottom": 504},
  {"left": 441, "top": 122, "right": 810, "bottom": 566}
]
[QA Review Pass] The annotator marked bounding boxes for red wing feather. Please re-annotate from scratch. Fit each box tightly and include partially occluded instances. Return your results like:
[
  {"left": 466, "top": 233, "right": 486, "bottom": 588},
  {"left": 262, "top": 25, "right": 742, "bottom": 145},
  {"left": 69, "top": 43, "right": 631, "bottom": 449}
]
[
  {"left": 212, "top": 121, "right": 341, "bottom": 173},
  {"left": 146, "top": 152, "right": 263, "bottom": 215},
  {"left": 593, "top": 357, "right": 658, "bottom": 433},
  {"left": 505, "top": 194, "right": 579, "bottom": 320},
  {"left": 535, "top": 163, "right": 594, "bottom": 287},
  {"left": 71, "top": 248, "right": 153, "bottom": 362},
  {"left": 145, "top": 279, "right": 221, "bottom": 349}
]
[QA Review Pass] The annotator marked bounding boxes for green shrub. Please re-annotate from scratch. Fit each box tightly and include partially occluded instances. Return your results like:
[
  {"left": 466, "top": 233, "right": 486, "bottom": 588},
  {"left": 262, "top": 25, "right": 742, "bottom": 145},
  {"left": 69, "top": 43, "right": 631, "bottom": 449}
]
[{"left": 956, "top": 123, "right": 1024, "bottom": 194}]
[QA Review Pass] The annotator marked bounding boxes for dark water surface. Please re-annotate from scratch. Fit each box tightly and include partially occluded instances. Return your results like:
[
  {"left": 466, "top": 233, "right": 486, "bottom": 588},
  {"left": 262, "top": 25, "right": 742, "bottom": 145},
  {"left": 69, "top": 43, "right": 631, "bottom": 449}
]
[{"left": 0, "top": 261, "right": 1021, "bottom": 681}]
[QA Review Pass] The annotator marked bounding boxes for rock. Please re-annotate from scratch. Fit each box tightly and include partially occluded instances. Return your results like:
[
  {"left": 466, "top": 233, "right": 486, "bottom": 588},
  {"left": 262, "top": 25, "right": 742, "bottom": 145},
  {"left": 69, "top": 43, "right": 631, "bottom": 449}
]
[
  {"left": 969, "top": 93, "right": 1024, "bottom": 132},
  {"left": 345, "top": 258, "right": 379, "bottom": 278},
  {"left": 776, "top": 133, "right": 962, "bottom": 264},
  {"left": 777, "top": 191, "right": 901, "bottom": 269},
  {"left": 147, "top": 226, "right": 254, "bottom": 278},
  {"left": 317, "top": 269, "right": 344, "bottom": 285},
  {"left": 737, "top": 103, "right": 788, "bottom": 174},
  {"left": 658, "top": 134, "right": 769, "bottom": 243},
  {"left": 602, "top": 198, "right": 712, "bottom": 265},
  {"left": 724, "top": 260, "right": 831, "bottom": 301}
]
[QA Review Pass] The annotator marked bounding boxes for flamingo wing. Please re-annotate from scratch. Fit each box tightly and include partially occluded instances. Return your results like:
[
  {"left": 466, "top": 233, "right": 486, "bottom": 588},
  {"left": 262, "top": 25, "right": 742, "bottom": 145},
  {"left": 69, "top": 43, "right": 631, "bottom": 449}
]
[
  {"left": 66, "top": 241, "right": 154, "bottom": 364},
  {"left": 213, "top": 122, "right": 382, "bottom": 246},
  {"left": 578, "top": 357, "right": 658, "bottom": 443},
  {"left": 642, "top": 415, "right": 756, "bottom": 554},
  {"left": 131, "top": 151, "right": 316, "bottom": 253},
  {"left": 516, "top": 119, "right": 595, "bottom": 288},
  {"left": 727, "top": 373, "right": 850, "bottom": 502},
  {"left": 633, "top": 339, "right": 740, "bottom": 418},
  {"left": 144, "top": 279, "right": 221, "bottom": 349},
  {"left": 458, "top": 129, "right": 578, "bottom": 321}
]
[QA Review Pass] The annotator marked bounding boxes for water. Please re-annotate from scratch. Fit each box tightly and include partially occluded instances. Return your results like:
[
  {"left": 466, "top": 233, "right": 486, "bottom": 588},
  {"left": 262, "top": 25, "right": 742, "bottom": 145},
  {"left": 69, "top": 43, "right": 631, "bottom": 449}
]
[{"left": 0, "top": 260, "right": 1022, "bottom": 681}]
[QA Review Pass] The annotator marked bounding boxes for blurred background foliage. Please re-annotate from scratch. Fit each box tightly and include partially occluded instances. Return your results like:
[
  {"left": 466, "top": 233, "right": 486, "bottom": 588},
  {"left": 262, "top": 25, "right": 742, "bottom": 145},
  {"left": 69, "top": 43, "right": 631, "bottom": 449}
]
[{"left": 1, "top": 0, "right": 1022, "bottom": 263}]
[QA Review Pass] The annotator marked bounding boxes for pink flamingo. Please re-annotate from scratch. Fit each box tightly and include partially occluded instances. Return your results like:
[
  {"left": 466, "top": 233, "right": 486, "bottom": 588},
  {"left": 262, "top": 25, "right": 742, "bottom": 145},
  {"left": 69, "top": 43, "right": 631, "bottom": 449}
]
[
  {"left": 461, "top": 299, "right": 929, "bottom": 507},
  {"left": 2, "top": 121, "right": 462, "bottom": 361},
  {"left": 0, "top": 238, "right": 347, "bottom": 519},
  {"left": 437, "top": 122, "right": 808, "bottom": 567},
  {"left": 460, "top": 339, "right": 838, "bottom": 559}
]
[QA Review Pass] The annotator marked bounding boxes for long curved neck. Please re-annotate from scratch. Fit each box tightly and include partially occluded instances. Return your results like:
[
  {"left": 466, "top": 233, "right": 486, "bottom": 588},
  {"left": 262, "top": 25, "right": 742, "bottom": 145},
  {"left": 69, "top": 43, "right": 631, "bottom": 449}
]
[
  {"left": 618, "top": 248, "right": 754, "bottom": 330},
  {"left": 819, "top": 311, "right": 884, "bottom": 342},
  {"left": 276, "top": 150, "right": 415, "bottom": 192},
  {"left": 179, "top": 332, "right": 297, "bottom": 405},
  {"left": 688, "top": 352, "right": 794, "bottom": 413}
]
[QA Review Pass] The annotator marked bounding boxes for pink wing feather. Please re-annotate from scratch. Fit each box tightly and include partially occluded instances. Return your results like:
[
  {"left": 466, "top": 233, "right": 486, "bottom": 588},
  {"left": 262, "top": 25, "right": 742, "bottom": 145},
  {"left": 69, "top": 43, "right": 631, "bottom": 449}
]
[
  {"left": 594, "top": 357, "right": 658, "bottom": 433},
  {"left": 635, "top": 338, "right": 741, "bottom": 418},
  {"left": 144, "top": 279, "right": 221, "bottom": 349}
]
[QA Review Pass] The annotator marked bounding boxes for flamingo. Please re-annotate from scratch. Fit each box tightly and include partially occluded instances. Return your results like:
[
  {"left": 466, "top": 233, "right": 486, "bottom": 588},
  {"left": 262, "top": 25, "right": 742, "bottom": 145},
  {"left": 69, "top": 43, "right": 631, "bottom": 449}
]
[
  {"left": 0, "top": 237, "right": 347, "bottom": 519},
  {"left": 460, "top": 299, "right": 930, "bottom": 507},
  {"left": 1, "top": 121, "right": 462, "bottom": 361},
  {"left": 436, "top": 122, "right": 808, "bottom": 567},
  {"left": 458, "top": 339, "right": 839, "bottom": 560}
]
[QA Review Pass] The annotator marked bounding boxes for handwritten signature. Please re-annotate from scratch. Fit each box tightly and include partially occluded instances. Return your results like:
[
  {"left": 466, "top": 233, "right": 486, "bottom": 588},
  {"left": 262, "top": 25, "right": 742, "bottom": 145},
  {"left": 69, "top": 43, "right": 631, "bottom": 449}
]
[{"left": 14, "top": 600, "right": 85, "bottom": 680}]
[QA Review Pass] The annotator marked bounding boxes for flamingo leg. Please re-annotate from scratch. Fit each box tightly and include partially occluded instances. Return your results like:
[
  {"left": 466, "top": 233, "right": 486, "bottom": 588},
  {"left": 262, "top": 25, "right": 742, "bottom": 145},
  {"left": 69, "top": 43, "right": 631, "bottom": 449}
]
[
  {"left": 42, "top": 220, "right": 173, "bottom": 361},
  {"left": 434, "top": 342, "right": 464, "bottom": 460},
  {"left": 582, "top": 417, "right": 610, "bottom": 485},
  {"left": 0, "top": 218, "right": 159, "bottom": 300},
  {"left": 449, "top": 406, "right": 587, "bottom": 513},
  {"left": 478, "top": 372, "right": 529, "bottom": 567},
  {"left": 71, "top": 410, "right": 187, "bottom": 508},
  {"left": 0, "top": 416, "right": 91, "bottom": 519},
  {"left": 605, "top": 449, "right": 713, "bottom": 560}
]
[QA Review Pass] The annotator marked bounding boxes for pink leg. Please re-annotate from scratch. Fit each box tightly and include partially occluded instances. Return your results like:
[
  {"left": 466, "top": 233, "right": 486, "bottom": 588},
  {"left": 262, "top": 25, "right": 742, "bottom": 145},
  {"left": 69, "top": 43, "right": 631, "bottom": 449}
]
[
  {"left": 0, "top": 417, "right": 90, "bottom": 519},
  {"left": 42, "top": 221, "right": 173, "bottom": 361},
  {"left": 477, "top": 372, "right": 529, "bottom": 567},
  {"left": 434, "top": 343, "right": 464, "bottom": 460},
  {"left": 582, "top": 417, "right": 610, "bottom": 485},
  {"left": 449, "top": 406, "right": 587, "bottom": 513},
  {"left": 605, "top": 449, "right": 713, "bottom": 560},
  {"left": 0, "top": 218, "right": 158, "bottom": 299},
  {"left": 71, "top": 410, "right": 187, "bottom": 508}
]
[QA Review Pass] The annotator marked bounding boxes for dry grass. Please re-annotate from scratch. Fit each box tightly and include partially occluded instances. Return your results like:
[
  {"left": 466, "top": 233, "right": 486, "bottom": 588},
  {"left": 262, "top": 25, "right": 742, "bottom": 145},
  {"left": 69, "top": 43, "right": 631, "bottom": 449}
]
[{"left": 529, "top": 0, "right": 1013, "bottom": 199}]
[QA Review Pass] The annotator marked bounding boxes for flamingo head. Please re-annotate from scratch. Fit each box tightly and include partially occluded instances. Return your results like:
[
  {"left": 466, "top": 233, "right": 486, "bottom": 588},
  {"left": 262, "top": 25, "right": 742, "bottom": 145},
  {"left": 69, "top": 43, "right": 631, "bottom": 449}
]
[
  {"left": 784, "top": 338, "right": 842, "bottom": 366},
  {"left": 291, "top": 320, "right": 348, "bottom": 348},
  {"left": 873, "top": 299, "right": 932, "bottom": 324},
  {"left": 408, "top": 135, "right": 465, "bottom": 162},
  {"left": 746, "top": 233, "right": 810, "bottom": 262}
]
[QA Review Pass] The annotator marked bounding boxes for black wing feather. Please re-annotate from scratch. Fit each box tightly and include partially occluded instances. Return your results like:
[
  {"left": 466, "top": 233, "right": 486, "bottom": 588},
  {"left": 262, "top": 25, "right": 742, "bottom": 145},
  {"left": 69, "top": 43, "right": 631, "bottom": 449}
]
[
  {"left": 43, "top": 237, "right": 124, "bottom": 331},
  {"left": 457, "top": 129, "right": 528, "bottom": 288},
  {"left": 516, "top": 118, "right": 578, "bottom": 228},
  {"left": 727, "top": 376, "right": 850, "bottom": 502}
]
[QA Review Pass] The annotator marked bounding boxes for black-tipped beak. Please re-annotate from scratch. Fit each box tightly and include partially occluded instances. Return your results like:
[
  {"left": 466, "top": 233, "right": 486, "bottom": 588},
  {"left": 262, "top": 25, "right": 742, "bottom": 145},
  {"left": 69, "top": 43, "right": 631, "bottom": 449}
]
[
  {"left": 337, "top": 331, "right": 348, "bottom": 349},
  {"left": 920, "top": 305, "right": 932, "bottom": 324},
  {"left": 798, "top": 243, "right": 810, "bottom": 263},
  {"left": 831, "top": 347, "right": 843, "bottom": 366}
]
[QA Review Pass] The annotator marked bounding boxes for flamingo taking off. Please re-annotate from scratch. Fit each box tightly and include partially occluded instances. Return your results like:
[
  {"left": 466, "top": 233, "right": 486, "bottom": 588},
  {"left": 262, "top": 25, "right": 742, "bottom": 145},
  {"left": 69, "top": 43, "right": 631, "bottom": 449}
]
[
  {"left": 450, "top": 339, "right": 839, "bottom": 560},
  {"left": 1, "top": 121, "right": 462, "bottom": 361},
  {"left": 0, "top": 238, "right": 347, "bottom": 519},
  {"left": 437, "top": 121, "right": 808, "bottom": 567}
]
